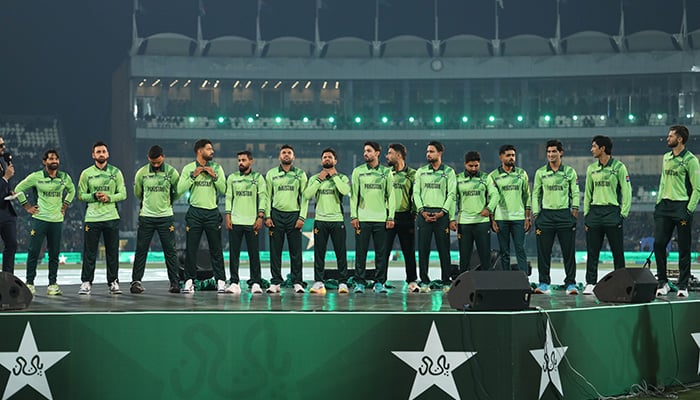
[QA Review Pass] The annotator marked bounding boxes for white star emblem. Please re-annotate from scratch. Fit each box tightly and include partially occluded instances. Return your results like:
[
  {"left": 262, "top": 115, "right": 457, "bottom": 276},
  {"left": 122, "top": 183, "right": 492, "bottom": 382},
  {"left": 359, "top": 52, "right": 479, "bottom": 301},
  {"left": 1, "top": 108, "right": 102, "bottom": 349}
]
[
  {"left": 0, "top": 322, "right": 69, "bottom": 400},
  {"left": 58, "top": 254, "right": 67, "bottom": 264},
  {"left": 302, "top": 231, "right": 314, "bottom": 249},
  {"left": 691, "top": 332, "right": 700, "bottom": 374},
  {"left": 392, "top": 321, "right": 475, "bottom": 400},
  {"left": 529, "top": 320, "right": 568, "bottom": 399}
]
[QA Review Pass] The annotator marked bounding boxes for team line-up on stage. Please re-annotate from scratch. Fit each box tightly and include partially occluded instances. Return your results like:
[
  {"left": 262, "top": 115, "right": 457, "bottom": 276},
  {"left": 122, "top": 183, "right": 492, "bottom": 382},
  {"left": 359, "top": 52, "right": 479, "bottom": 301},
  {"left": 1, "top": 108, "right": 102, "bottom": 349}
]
[{"left": 0, "top": 126, "right": 696, "bottom": 299}]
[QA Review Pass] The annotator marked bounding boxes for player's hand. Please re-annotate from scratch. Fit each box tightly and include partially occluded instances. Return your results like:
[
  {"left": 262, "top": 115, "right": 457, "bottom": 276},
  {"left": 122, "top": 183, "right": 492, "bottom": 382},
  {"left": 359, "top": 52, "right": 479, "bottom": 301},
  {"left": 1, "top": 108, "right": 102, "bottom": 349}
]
[
  {"left": 491, "top": 220, "right": 499, "bottom": 233},
  {"left": 386, "top": 220, "right": 395, "bottom": 229},
  {"left": 225, "top": 214, "right": 232, "bottom": 230},
  {"left": 24, "top": 204, "right": 39, "bottom": 215},
  {"left": 294, "top": 219, "right": 304, "bottom": 229},
  {"left": 253, "top": 217, "right": 262, "bottom": 232},
  {"left": 524, "top": 218, "right": 531, "bottom": 232},
  {"left": 351, "top": 219, "right": 360, "bottom": 230},
  {"left": 449, "top": 221, "right": 458, "bottom": 232},
  {"left": 265, "top": 217, "right": 274, "bottom": 228}
]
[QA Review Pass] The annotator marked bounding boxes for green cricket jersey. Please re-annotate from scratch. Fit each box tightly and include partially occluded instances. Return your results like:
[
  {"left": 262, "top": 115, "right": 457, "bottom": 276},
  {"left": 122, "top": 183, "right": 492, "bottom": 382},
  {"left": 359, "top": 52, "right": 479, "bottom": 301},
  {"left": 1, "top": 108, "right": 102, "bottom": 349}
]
[
  {"left": 391, "top": 166, "right": 416, "bottom": 213},
  {"left": 532, "top": 163, "right": 579, "bottom": 215},
  {"left": 583, "top": 158, "right": 632, "bottom": 217},
  {"left": 265, "top": 166, "right": 308, "bottom": 220},
  {"left": 15, "top": 170, "right": 75, "bottom": 223},
  {"left": 303, "top": 172, "right": 350, "bottom": 222},
  {"left": 489, "top": 166, "right": 531, "bottom": 221},
  {"left": 455, "top": 171, "right": 499, "bottom": 224},
  {"left": 413, "top": 163, "right": 457, "bottom": 217},
  {"left": 78, "top": 163, "right": 127, "bottom": 222},
  {"left": 225, "top": 170, "right": 267, "bottom": 225},
  {"left": 177, "top": 161, "right": 226, "bottom": 210},
  {"left": 657, "top": 149, "right": 700, "bottom": 212},
  {"left": 134, "top": 162, "right": 180, "bottom": 218},
  {"left": 350, "top": 163, "right": 395, "bottom": 222}
]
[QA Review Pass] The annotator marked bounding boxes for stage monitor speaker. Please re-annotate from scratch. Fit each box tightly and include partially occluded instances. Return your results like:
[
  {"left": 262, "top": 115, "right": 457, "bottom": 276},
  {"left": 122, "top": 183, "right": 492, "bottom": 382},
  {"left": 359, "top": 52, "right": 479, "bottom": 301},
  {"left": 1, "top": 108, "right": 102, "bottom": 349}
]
[
  {"left": 178, "top": 249, "right": 215, "bottom": 281},
  {"left": 593, "top": 268, "right": 658, "bottom": 303},
  {"left": 0, "top": 272, "right": 33, "bottom": 311},
  {"left": 447, "top": 270, "right": 531, "bottom": 311}
]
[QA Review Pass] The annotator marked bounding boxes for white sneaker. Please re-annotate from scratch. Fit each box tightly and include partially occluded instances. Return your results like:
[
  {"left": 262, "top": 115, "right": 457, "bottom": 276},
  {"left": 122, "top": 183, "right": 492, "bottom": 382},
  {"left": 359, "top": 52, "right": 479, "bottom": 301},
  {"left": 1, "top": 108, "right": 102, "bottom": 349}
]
[
  {"left": 217, "top": 280, "right": 226, "bottom": 293},
  {"left": 419, "top": 283, "right": 431, "bottom": 293},
  {"left": 677, "top": 289, "right": 689, "bottom": 298},
  {"left": 583, "top": 284, "right": 595, "bottom": 295},
  {"left": 656, "top": 282, "right": 670, "bottom": 296},
  {"left": 182, "top": 279, "right": 194, "bottom": 294},
  {"left": 78, "top": 281, "right": 91, "bottom": 295},
  {"left": 266, "top": 284, "right": 281, "bottom": 293},
  {"left": 338, "top": 283, "right": 349, "bottom": 294},
  {"left": 225, "top": 282, "right": 241, "bottom": 294},
  {"left": 109, "top": 281, "right": 122, "bottom": 295},
  {"left": 251, "top": 283, "right": 263, "bottom": 294},
  {"left": 407, "top": 281, "right": 419, "bottom": 293},
  {"left": 309, "top": 281, "right": 326, "bottom": 294},
  {"left": 294, "top": 283, "right": 305, "bottom": 293}
]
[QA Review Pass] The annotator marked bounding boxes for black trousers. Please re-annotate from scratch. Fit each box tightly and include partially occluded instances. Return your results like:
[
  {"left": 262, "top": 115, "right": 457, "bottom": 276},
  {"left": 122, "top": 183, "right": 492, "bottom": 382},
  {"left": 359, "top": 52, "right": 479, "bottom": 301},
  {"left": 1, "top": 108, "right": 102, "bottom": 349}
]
[
  {"left": 313, "top": 220, "right": 348, "bottom": 283},
  {"left": 654, "top": 200, "right": 692, "bottom": 289},
  {"left": 354, "top": 221, "right": 388, "bottom": 285},
  {"left": 184, "top": 207, "right": 225, "bottom": 282},
  {"left": 269, "top": 209, "right": 303, "bottom": 285},
  {"left": 385, "top": 211, "right": 417, "bottom": 282},
  {"left": 535, "top": 209, "right": 577, "bottom": 286},
  {"left": 132, "top": 216, "right": 179, "bottom": 285},
  {"left": 81, "top": 219, "right": 120, "bottom": 284},
  {"left": 229, "top": 224, "right": 262, "bottom": 285},
  {"left": 585, "top": 205, "right": 625, "bottom": 284}
]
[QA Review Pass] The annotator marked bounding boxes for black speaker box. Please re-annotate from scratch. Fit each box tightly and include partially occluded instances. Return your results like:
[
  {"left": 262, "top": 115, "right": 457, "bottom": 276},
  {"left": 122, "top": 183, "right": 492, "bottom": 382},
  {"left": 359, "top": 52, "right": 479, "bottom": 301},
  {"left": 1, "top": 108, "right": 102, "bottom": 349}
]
[
  {"left": 447, "top": 270, "right": 531, "bottom": 311},
  {"left": 0, "top": 272, "right": 33, "bottom": 311},
  {"left": 178, "top": 249, "right": 215, "bottom": 280},
  {"left": 593, "top": 268, "right": 658, "bottom": 303}
]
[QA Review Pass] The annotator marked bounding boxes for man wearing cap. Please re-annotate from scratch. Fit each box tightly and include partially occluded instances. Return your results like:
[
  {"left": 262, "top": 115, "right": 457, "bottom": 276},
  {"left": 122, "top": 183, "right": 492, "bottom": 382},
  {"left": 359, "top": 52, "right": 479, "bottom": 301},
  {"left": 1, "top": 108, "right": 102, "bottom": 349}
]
[{"left": 130, "top": 145, "right": 181, "bottom": 294}]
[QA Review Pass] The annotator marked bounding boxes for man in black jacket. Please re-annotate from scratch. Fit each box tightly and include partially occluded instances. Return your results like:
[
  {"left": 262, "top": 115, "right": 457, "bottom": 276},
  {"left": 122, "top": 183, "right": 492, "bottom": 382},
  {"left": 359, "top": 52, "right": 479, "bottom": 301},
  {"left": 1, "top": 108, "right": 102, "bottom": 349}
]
[{"left": 0, "top": 137, "right": 17, "bottom": 274}]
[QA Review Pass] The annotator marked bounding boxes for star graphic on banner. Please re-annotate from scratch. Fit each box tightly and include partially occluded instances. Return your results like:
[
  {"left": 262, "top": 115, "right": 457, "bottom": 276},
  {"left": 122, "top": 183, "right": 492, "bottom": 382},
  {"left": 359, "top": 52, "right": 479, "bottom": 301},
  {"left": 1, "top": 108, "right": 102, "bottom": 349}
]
[
  {"left": 302, "top": 231, "right": 314, "bottom": 249},
  {"left": 691, "top": 332, "right": 700, "bottom": 374},
  {"left": 529, "top": 320, "right": 568, "bottom": 399},
  {"left": 392, "top": 321, "right": 475, "bottom": 400},
  {"left": 0, "top": 322, "right": 69, "bottom": 400},
  {"left": 58, "top": 254, "right": 67, "bottom": 264}
]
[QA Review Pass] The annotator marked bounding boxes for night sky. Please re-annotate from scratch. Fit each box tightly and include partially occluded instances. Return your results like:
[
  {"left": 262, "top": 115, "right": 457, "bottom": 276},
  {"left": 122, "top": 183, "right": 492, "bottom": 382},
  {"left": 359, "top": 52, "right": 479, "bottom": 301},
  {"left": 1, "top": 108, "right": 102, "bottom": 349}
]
[{"left": 0, "top": 0, "right": 696, "bottom": 160}]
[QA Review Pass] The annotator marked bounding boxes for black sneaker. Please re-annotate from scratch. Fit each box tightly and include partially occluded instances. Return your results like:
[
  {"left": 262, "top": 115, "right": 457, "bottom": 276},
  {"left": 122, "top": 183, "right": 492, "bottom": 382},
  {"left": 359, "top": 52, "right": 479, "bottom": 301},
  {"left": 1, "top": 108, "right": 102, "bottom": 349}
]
[
  {"left": 130, "top": 281, "right": 144, "bottom": 294},
  {"left": 168, "top": 282, "right": 180, "bottom": 293}
]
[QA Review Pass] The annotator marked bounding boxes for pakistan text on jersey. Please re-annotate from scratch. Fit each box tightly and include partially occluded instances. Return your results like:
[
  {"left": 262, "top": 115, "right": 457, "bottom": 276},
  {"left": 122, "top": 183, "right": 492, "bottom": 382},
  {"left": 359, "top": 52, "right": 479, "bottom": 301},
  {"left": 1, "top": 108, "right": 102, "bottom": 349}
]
[
  {"left": 235, "top": 190, "right": 253, "bottom": 196},
  {"left": 500, "top": 185, "right": 521, "bottom": 191},
  {"left": 42, "top": 191, "right": 62, "bottom": 197},
  {"left": 194, "top": 181, "right": 213, "bottom": 187},
  {"left": 664, "top": 169, "right": 680, "bottom": 177},
  {"left": 146, "top": 187, "right": 168, "bottom": 192},
  {"left": 318, "top": 189, "right": 337, "bottom": 195},
  {"left": 461, "top": 190, "right": 482, "bottom": 196},
  {"left": 594, "top": 181, "right": 612, "bottom": 187},
  {"left": 546, "top": 185, "right": 565, "bottom": 191},
  {"left": 93, "top": 185, "right": 111, "bottom": 191},
  {"left": 424, "top": 183, "right": 442, "bottom": 189},
  {"left": 277, "top": 185, "right": 297, "bottom": 191},
  {"left": 364, "top": 183, "right": 383, "bottom": 189}
]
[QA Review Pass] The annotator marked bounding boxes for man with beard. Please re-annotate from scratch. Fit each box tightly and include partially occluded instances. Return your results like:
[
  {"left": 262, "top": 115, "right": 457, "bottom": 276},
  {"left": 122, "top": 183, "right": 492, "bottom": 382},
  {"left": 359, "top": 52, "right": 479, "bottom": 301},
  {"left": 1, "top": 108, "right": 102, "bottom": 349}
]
[
  {"left": 489, "top": 144, "right": 531, "bottom": 274},
  {"left": 0, "top": 137, "right": 17, "bottom": 275},
  {"left": 14, "top": 149, "right": 75, "bottom": 295},
  {"left": 224, "top": 150, "right": 267, "bottom": 295},
  {"left": 350, "top": 141, "right": 395, "bottom": 293},
  {"left": 264, "top": 144, "right": 308, "bottom": 294},
  {"left": 413, "top": 141, "right": 457, "bottom": 291},
  {"left": 654, "top": 125, "right": 700, "bottom": 298},
  {"left": 78, "top": 141, "right": 127, "bottom": 295},
  {"left": 532, "top": 139, "right": 579, "bottom": 295},
  {"left": 582, "top": 136, "right": 631, "bottom": 295},
  {"left": 177, "top": 139, "right": 227, "bottom": 294},
  {"left": 456, "top": 151, "right": 499, "bottom": 273},
  {"left": 130, "top": 145, "right": 181, "bottom": 294},
  {"left": 303, "top": 148, "right": 350, "bottom": 294},
  {"left": 385, "top": 143, "right": 419, "bottom": 292}
]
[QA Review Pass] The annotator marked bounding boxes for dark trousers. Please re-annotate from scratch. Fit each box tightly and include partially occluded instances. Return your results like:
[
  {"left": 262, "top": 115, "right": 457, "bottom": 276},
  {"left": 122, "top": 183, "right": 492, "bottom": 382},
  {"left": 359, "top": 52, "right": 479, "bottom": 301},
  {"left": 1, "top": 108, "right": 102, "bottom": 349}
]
[
  {"left": 132, "top": 216, "right": 179, "bottom": 285},
  {"left": 585, "top": 206, "right": 625, "bottom": 284},
  {"left": 26, "top": 219, "right": 62, "bottom": 285},
  {"left": 269, "top": 209, "right": 303, "bottom": 285},
  {"left": 385, "top": 211, "right": 417, "bottom": 282},
  {"left": 229, "top": 224, "right": 262, "bottom": 285},
  {"left": 184, "top": 207, "right": 225, "bottom": 282},
  {"left": 416, "top": 209, "right": 452, "bottom": 283},
  {"left": 0, "top": 215, "right": 17, "bottom": 273},
  {"left": 654, "top": 200, "right": 692, "bottom": 289},
  {"left": 535, "top": 209, "right": 577, "bottom": 286},
  {"left": 81, "top": 219, "right": 120, "bottom": 284},
  {"left": 458, "top": 222, "right": 491, "bottom": 273},
  {"left": 313, "top": 220, "right": 348, "bottom": 283},
  {"left": 354, "top": 221, "right": 388, "bottom": 284},
  {"left": 495, "top": 219, "right": 527, "bottom": 273}
]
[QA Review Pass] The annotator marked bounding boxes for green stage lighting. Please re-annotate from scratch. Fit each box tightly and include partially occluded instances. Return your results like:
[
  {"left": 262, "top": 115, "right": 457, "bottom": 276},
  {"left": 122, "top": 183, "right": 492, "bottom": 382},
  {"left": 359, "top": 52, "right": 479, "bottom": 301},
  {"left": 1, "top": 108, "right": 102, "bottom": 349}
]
[
  {"left": 434, "top": 116, "right": 442, "bottom": 124},
  {"left": 217, "top": 116, "right": 225, "bottom": 124},
  {"left": 247, "top": 117, "right": 254, "bottom": 123},
  {"left": 627, "top": 114, "right": 635, "bottom": 121},
  {"left": 354, "top": 116, "right": 362, "bottom": 124},
  {"left": 328, "top": 116, "right": 336, "bottom": 124},
  {"left": 461, "top": 116, "right": 469, "bottom": 123},
  {"left": 543, "top": 115, "right": 551, "bottom": 122},
  {"left": 302, "top": 116, "right": 310, "bottom": 123},
  {"left": 408, "top": 116, "right": 415, "bottom": 123},
  {"left": 381, "top": 116, "right": 389, "bottom": 124},
  {"left": 188, "top": 116, "right": 195, "bottom": 123},
  {"left": 488, "top": 115, "right": 496, "bottom": 123},
  {"left": 516, "top": 115, "right": 524, "bottom": 122},
  {"left": 275, "top": 116, "right": 283, "bottom": 124}
]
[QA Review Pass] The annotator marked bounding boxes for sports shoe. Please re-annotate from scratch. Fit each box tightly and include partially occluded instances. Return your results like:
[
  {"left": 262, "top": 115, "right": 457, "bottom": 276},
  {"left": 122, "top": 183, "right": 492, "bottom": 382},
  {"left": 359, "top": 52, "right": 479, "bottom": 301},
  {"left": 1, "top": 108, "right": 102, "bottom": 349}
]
[
  {"left": 407, "top": 281, "right": 419, "bottom": 293},
  {"left": 225, "top": 282, "right": 241, "bottom": 294},
  {"left": 293, "top": 283, "right": 305, "bottom": 293},
  {"left": 419, "top": 283, "right": 431, "bottom": 293},
  {"left": 374, "top": 282, "right": 388, "bottom": 293},
  {"left": 310, "top": 281, "right": 326, "bottom": 294},
  {"left": 338, "top": 283, "right": 349, "bottom": 294},
  {"left": 354, "top": 283, "right": 365, "bottom": 294},
  {"left": 78, "top": 281, "right": 92, "bottom": 295},
  {"left": 565, "top": 284, "right": 578, "bottom": 295},
  {"left": 47, "top": 284, "right": 62, "bottom": 296},
  {"left": 250, "top": 283, "right": 263, "bottom": 294},
  {"left": 582, "top": 284, "right": 595, "bottom": 295},
  {"left": 534, "top": 283, "right": 551, "bottom": 295},
  {"left": 109, "top": 281, "right": 122, "bottom": 295},
  {"left": 677, "top": 289, "right": 689, "bottom": 298},
  {"left": 168, "top": 283, "right": 181, "bottom": 293},
  {"left": 266, "top": 284, "right": 281, "bottom": 293},
  {"left": 182, "top": 279, "right": 194, "bottom": 294},
  {"left": 26, "top": 284, "right": 36, "bottom": 295},
  {"left": 656, "top": 282, "right": 671, "bottom": 296},
  {"left": 130, "top": 281, "right": 144, "bottom": 294},
  {"left": 217, "top": 280, "right": 226, "bottom": 293}
]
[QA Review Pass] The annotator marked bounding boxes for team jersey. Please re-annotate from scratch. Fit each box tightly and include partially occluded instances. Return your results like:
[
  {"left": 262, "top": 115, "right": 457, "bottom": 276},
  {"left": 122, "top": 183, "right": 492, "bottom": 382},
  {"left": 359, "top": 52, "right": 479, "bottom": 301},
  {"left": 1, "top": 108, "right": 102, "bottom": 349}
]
[
  {"left": 532, "top": 163, "right": 579, "bottom": 215},
  {"left": 78, "top": 163, "right": 127, "bottom": 222},
  {"left": 455, "top": 170, "right": 499, "bottom": 224},
  {"left": 303, "top": 172, "right": 350, "bottom": 222},
  {"left": 657, "top": 149, "right": 700, "bottom": 212},
  {"left": 265, "top": 166, "right": 308, "bottom": 220},
  {"left": 413, "top": 163, "right": 457, "bottom": 217},
  {"left": 15, "top": 170, "right": 75, "bottom": 223},
  {"left": 177, "top": 161, "right": 226, "bottom": 210},
  {"left": 583, "top": 158, "right": 632, "bottom": 217},
  {"left": 488, "top": 166, "right": 531, "bottom": 221},
  {"left": 134, "top": 162, "right": 180, "bottom": 218},
  {"left": 390, "top": 166, "right": 416, "bottom": 213},
  {"left": 225, "top": 170, "right": 267, "bottom": 225},
  {"left": 350, "top": 163, "right": 395, "bottom": 222}
]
